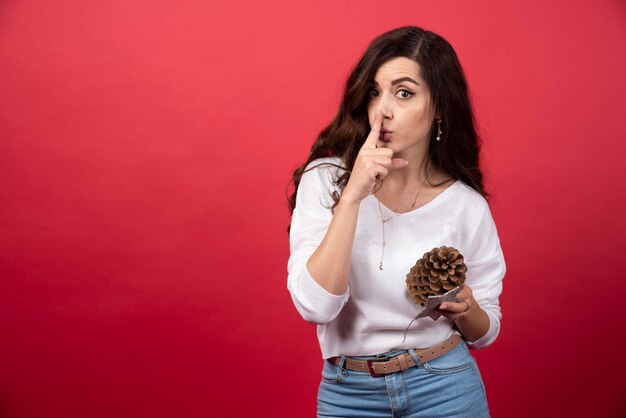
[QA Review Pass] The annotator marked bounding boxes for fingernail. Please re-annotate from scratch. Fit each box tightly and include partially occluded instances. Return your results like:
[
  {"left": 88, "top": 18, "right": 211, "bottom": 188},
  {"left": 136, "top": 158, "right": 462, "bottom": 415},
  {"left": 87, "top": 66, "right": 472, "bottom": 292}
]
[
  {"left": 440, "top": 304, "right": 446, "bottom": 309},
  {"left": 404, "top": 160, "right": 409, "bottom": 166}
]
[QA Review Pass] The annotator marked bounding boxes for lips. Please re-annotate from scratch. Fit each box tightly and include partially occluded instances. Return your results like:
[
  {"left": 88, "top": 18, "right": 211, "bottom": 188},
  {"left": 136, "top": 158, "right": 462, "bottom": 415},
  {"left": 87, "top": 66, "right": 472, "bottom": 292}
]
[{"left": 379, "top": 128, "right": 392, "bottom": 141}]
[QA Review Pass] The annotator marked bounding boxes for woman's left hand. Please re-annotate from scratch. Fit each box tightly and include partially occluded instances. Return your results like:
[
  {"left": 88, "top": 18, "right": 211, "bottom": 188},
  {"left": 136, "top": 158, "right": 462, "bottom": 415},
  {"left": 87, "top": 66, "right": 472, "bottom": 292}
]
[{"left": 438, "top": 284, "right": 477, "bottom": 321}]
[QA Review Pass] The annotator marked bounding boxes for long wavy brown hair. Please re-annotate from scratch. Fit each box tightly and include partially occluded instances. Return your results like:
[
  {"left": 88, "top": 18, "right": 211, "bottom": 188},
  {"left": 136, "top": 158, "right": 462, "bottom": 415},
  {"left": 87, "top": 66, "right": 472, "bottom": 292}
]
[{"left": 286, "top": 26, "right": 488, "bottom": 233}]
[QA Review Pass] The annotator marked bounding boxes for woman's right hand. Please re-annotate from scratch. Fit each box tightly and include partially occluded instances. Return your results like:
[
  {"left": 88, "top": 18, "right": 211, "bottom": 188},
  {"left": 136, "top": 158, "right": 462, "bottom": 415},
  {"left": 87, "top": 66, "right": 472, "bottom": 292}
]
[{"left": 341, "top": 109, "right": 409, "bottom": 204}]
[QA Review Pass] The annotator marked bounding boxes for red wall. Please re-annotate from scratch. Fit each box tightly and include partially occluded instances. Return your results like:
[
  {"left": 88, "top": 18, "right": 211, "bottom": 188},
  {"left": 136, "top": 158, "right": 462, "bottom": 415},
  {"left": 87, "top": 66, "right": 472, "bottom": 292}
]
[{"left": 1, "top": 1, "right": 624, "bottom": 417}]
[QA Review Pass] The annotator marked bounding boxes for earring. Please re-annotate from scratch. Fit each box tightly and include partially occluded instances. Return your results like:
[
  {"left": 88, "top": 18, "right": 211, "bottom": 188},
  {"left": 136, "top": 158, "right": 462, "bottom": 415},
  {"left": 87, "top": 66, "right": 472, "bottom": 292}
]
[{"left": 436, "top": 119, "right": 442, "bottom": 141}]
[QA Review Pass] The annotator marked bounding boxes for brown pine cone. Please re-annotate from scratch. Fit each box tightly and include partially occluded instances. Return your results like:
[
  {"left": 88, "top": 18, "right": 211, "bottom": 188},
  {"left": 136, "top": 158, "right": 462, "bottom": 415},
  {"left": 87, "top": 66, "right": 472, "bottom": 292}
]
[{"left": 405, "top": 246, "right": 467, "bottom": 306}]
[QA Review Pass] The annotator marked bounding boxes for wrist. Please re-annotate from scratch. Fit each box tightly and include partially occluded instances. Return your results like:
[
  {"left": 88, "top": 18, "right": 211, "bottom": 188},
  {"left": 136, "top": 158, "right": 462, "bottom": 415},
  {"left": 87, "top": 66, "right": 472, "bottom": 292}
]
[
  {"left": 455, "top": 297, "right": 479, "bottom": 323},
  {"left": 454, "top": 299, "right": 490, "bottom": 343},
  {"left": 338, "top": 193, "right": 362, "bottom": 208}
]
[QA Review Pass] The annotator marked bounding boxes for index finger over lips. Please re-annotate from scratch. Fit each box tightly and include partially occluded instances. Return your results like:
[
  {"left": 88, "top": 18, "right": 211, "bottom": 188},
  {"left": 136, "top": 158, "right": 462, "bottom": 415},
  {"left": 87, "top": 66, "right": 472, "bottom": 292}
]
[{"left": 361, "top": 108, "right": 383, "bottom": 149}]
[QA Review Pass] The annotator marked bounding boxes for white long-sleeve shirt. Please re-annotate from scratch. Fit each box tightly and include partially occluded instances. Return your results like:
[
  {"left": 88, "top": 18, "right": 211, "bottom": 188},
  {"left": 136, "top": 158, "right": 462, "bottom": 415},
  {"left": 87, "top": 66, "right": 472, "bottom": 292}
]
[{"left": 287, "top": 156, "right": 506, "bottom": 359}]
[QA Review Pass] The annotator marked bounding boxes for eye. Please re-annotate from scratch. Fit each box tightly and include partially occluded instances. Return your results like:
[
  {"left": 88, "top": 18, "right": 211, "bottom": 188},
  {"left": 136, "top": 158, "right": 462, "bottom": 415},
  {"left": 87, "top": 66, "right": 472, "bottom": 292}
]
[
  {"left": 396, "top": 89, "right": 414, "bottom": 99},
  {"left": 368, "top": 88, "right": 380, "bottom": 99}
]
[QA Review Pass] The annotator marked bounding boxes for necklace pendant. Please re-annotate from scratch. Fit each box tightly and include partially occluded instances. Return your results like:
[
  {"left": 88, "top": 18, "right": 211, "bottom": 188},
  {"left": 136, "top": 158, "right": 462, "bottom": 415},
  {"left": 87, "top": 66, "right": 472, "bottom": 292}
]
[{"left": 379, "top": 263, "right": 383, "bottom": 270}]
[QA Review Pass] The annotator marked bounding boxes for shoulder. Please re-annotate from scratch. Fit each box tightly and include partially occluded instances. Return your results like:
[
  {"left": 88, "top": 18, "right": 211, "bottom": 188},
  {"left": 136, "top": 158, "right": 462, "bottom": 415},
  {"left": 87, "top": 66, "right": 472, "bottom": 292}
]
[
  {"left": 302, "top": 156, "right": 347, "bottom": 186},
  {"left": 449, "top": 180, "right": 491, "bottom": 222},
  {"left": 298, "top": 156, "right": 347, "bottom": 200},
  {"left": 451, "top": 181, "right": 502, "bottom": 261},
  {"left": 303, "top": 156, "right": 346, "bottom": 173}
]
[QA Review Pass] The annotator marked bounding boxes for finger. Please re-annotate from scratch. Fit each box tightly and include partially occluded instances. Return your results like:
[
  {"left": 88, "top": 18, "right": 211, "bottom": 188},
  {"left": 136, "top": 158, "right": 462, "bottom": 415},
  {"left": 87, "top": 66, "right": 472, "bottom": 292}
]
[
  {"left": 390, "top": 158, "right": 409, "bottom": 170},
  {"left": 361, "top": 108, "right": 383, "bottom": 149},
  {"left": 456, "top": 285, "right": 472, "bottom": 300},
  {"left": 454, "top": 290, "right": 469, "bottom": 301},
  {"left": 360, "top": 146, "right": 393, "bottom": 158},
  {"left": 360, "top": 154, "right": 394, "bottom": 169},
  {"left": 438, "top": 301, "right": 467, "bottom": 312},
  {"left": 439, "top": 311, "right": 463, "bottom": 322},
  {"left": 372, "top": 166, "right": 389, "bottom": 182}
]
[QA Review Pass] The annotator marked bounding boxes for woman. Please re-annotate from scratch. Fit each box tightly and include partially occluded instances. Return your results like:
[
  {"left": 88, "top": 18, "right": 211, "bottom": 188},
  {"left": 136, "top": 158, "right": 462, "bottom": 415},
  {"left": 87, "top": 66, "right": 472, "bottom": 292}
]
[{"left": 286, "top": 26, "right": 505, "bottom": 417}]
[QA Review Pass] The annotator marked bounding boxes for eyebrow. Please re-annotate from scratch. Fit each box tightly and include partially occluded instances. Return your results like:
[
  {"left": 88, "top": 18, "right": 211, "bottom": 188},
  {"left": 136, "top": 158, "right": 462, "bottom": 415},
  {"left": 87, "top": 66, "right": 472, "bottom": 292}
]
[
  {"left": 392, "top": 77, "right": 419, "bottom": 86},
  {"left": 371, "top": 77, "right": 420, "bottom": 87}
]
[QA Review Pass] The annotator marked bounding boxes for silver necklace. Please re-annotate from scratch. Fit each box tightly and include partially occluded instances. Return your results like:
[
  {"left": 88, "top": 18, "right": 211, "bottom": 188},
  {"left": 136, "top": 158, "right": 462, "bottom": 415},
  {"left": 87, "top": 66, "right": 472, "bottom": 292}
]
[{"left": 376, "top": 177, "right": 428, "bottom": 270}]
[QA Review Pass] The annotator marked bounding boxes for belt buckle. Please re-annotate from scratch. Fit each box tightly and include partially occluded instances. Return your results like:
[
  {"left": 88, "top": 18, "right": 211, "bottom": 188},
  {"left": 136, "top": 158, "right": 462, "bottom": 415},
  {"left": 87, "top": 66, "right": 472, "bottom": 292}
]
[{"left": 366, "top": 359, "right": 386, "bottom": 378}]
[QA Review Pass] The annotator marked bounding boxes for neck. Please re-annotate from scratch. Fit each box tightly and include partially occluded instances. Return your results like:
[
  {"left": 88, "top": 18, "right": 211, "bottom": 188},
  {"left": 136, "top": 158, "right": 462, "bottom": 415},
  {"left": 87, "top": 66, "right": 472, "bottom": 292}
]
[{"left": 384, "top": 149, "right": 432, "bottom": 189}]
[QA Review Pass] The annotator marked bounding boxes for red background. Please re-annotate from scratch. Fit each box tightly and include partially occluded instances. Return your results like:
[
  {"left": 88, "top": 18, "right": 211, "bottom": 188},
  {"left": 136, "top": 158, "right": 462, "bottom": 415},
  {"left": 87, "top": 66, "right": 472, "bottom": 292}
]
[{"left": 1, "top": 1, "right": 625, "bottom": 417}]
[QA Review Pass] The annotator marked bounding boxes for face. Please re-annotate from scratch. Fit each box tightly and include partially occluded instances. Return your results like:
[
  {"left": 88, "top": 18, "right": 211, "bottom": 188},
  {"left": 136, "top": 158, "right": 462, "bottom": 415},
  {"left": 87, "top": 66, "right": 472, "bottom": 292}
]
[{"left": 367, "top": 57, "right": 438, "bottom": 157}]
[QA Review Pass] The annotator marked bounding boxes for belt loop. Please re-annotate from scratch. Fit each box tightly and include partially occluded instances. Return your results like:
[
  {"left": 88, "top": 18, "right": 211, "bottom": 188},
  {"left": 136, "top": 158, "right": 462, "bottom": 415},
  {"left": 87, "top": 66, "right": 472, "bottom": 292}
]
[
  {"left": 337, "top": 355, "right": 347, "bottom": 381},
  {"left": 408, "top": 348, "right": 423, "bottom": 367},
  {"left": 337, "top": 355, "right": 347, "bottom": 370}
]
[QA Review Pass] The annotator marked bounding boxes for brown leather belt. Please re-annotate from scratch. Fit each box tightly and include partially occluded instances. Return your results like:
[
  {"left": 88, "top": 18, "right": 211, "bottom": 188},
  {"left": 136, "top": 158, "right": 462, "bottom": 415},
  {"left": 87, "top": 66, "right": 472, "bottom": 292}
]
[{"left": 328, "top": 334, "right": 462, "bottom": 378}]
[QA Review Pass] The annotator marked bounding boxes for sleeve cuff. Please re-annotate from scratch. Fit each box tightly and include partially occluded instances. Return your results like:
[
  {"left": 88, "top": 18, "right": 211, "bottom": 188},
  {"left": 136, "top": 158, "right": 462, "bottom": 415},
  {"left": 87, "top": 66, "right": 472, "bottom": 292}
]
[
  {"left": 464, "top": 309, "right": 500, "bottom": 350},
  {"left": 294, "top": 264, "right": 350, "bottom": 324}
]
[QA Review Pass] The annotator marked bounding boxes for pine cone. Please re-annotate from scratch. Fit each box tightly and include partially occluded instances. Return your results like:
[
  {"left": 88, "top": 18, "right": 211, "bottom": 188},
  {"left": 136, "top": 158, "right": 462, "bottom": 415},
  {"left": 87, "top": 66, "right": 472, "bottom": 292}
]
[{"left": 405, "top": 246, "right": 467, "bottom": 306}]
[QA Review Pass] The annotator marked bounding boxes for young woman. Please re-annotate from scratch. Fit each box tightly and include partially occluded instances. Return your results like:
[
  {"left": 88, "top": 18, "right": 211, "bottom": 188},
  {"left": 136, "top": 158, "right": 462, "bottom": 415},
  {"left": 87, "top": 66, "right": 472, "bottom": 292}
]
[{"left": 286, "top": 26, "right": 505, "bottom": 417}]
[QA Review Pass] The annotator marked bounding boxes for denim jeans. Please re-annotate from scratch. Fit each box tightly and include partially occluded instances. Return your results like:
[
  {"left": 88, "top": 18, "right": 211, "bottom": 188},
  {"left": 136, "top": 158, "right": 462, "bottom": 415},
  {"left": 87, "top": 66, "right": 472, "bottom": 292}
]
[{"left": 317, "top": 339, "right": 490, "bottom": 417}]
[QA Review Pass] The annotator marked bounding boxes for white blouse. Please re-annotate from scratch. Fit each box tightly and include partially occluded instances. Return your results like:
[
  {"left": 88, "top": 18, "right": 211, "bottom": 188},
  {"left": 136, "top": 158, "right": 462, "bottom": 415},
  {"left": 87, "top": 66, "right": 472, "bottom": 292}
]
[{"left": 287, "top": 156, "right": 506, "bottom": 359}]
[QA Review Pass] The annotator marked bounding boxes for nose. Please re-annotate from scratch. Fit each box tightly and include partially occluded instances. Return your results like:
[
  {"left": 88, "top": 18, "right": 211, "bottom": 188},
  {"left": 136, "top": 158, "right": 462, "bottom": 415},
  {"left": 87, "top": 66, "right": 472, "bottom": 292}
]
[{"left": 378, "top": 92, "right": 393, "bottom": 119}]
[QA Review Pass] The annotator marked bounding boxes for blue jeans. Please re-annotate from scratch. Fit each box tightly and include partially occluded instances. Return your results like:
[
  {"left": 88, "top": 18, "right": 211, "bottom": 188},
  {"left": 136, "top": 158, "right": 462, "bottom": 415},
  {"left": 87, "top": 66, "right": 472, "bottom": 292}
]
[{"left": 317, "top": 340, "right": 490, "bottom": 417}]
